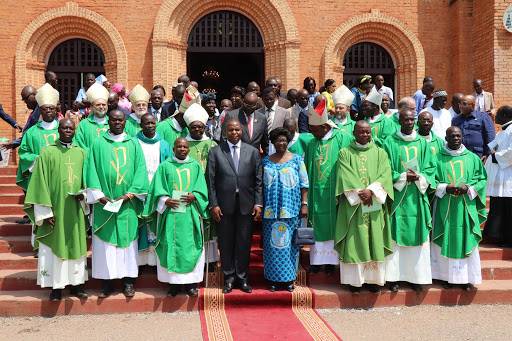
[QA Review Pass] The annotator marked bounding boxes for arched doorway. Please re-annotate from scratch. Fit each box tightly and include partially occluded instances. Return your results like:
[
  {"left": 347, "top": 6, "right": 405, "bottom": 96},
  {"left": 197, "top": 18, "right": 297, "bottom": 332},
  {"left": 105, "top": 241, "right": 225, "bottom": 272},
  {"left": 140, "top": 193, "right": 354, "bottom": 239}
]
[
  {"left": 47, "top": 38, "right": 105, "bottom": 111},
  {"left": 342, "top": 42, "right": 395, "bottom": 94},
  {"left": 186, "top": 11, "right": 264, "bottom": 100}
]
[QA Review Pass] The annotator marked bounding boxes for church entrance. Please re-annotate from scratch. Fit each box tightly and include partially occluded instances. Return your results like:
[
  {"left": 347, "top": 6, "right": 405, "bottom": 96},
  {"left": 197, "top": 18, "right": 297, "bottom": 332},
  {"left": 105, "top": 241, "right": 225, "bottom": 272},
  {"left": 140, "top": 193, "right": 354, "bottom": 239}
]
[
  {"left": 47, "top": 38, "right": 105, "bottom": 111},
  {"left": 186, "top": 11, "right": 264, "bottom": 101},
  {"left": 343, "top": 42, "right": 395, "bottom": 95}
]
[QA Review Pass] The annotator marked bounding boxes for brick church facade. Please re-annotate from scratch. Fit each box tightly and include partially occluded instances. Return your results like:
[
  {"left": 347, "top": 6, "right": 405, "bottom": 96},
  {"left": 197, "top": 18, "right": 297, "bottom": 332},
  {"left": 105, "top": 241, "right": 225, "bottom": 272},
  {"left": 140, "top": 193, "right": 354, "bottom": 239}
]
[{"left": 0, "top": 0, "right": 510, "bottom": 138}]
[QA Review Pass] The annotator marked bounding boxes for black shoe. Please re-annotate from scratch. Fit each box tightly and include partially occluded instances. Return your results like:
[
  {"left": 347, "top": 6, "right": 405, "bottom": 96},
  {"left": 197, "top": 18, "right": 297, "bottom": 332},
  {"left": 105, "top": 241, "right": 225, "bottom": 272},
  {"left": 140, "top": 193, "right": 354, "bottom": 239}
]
[
  {"left": 16, "top": 216, "right": 30, "bottom": 225},
  {"left": 49, "top": 289, "right": 62, "bottom": 301},
  {"left": 366, "top": 284, "right": 380, "bottom": 293},
  {"left": 222, "top": 282, "right": 233, "bottom": 294},
  {"left": 268, "top": 283, "right": 277, "bottom": 292},
  {"left": 309, "top": 265, "right": 321, "bottom": 273},
  {"left": 239, "top": 281, "right": 252, "bottom": 293},
  {"left": 70, "top": 285, "right": 88, "bottom": 299},
  {"left": 167, "top": 284, "right": 179, "bottom": 297},
  {"left": 98, "top": 280, "right": 113, "bottom": 298},
  {"left": 324, "top": 265, "right": 335, "bottom": 275},
  {"left": 123, "top": 283, "right": 135, "bottom": 297},
  {"left": 410, "top": 283, "right": 424, "bottom": 293},
  {"left": 389, "top": 283, "right": 400, "bottom": 292},
  {"left": 463, "top": 284, "right": 475, "bottom": 292},
  {"left": 348, "top": 285, "right": 361, "bottom": 294},
  {"left": 207, "top": 263, "right": 216, "bottom": 272},
  {"left": 442, "top": 282, "right": 453, "bottom": 289},
  {"left": 286, "top": 283, "right": 295, "bottom": 292},
  {"left": 185, "top": 284, "right": 198, "bottom": 297}
]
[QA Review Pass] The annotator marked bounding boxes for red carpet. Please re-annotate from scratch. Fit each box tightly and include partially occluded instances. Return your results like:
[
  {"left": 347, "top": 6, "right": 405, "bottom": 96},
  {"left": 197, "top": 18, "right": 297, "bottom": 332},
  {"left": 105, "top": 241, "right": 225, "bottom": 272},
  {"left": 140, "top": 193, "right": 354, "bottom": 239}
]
[{"left": 199, "top": 233, "right": 341, "bottom": 340}]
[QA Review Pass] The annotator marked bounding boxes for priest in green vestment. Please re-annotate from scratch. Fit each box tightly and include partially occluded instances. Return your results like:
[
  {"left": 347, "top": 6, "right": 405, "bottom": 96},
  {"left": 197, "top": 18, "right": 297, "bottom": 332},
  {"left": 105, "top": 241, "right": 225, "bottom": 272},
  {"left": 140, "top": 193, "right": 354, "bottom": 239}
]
[
  {"left": 84, "top": 109, "right": 149, "bottom": 298},
  {"left": 136, "top": 113, "right": 171, "bottom": 266},
  {"left": 332, "top": 85, "right": 356, "bottom": 135},
  {"left": 156, "top": 85, "right": 200, "bottom": 147},
  {"left": 25, "top": 119, "right": 89, "bottom": 301},
  {"left": 143, "top": 137, "right": 209, "bottom": 297},
  {"left": 183, "top": 103, "right": 219, "bottom": 267},
  {"left": 125, "top": 84, "right": 150, "bottom": 137},
  {"left": 361, "top": 87, "right": 396, "bottom": 146},
  {"left": 283, "top": 118, "right": 313, "bottom": 156},
  {"left": 388, "top": 97, "right": 418, "bottom": 132},
  {"left": 305, "top": 95, "right": 352, "bottom": 274},
  {"left": 431, "top": 127, "right": 487, "bottom": 290},
  {"left": 334, "top": 121, "right": 394, "bottom": 293},
  {"left": 382, "top": 109, "right": 436, "bottom": 292},
  {"left": 16, "top": 83, "right": 60, "bottom": 190},
  {"left": 417, "top": 111, "right": 444, "bottom": 157},
  {"left": 73, "top": 83, "right": 110, "bottom": 152}
]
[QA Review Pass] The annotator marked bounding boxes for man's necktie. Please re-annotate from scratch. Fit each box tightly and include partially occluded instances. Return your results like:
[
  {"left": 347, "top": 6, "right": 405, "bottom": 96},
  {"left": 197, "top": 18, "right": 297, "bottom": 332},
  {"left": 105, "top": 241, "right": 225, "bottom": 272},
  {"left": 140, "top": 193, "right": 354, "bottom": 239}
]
[
  {"left": 267, "top": 109, "right": 273, "bottom": 132},
  {"left": 232, "top": 145, "right": 239, "bottom": 173}
]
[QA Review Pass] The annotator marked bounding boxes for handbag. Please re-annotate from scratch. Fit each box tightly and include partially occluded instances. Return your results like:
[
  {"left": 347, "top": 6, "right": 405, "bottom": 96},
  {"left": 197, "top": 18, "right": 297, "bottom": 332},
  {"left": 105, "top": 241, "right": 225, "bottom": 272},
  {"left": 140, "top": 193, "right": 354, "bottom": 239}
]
[{"left": 293, "top": 219, "right": 315, "bottom": 246}]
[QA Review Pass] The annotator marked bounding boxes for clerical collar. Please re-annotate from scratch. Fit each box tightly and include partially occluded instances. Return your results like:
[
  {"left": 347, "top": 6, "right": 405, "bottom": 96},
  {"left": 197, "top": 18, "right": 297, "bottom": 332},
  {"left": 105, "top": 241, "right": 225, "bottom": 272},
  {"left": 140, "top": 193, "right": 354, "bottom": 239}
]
[
  {"left": 397, "top": 130, "right": 417, "bottom": 141},
  {"left": 334, "top": 117, "right": 348, "bottom": 125},
  {"left": 93, "top": 115, "right": 107, "bottom": 125},
  {"left": 40, "top": 120, "right": 58, "bottom": 130},
  {"left": 321, "top": 127, "right": 334, "bottom": 141},
  {"left": 172, "top": 117, "right": 183, "bottom": 131},
  {"left": 354, "top": 141, "right": 371, "bottom": 149},
  {"left": 418, "top": 131, "right": 432, "bottom": 142},
  {"left": 288, "top": 132, "right": 300, "bottom": 147},
  {"left": 367, "top": 114, "right": 383, "bottom": 123},
  {"left": 59, "top": 140, "right": 73, "bottom": 148},
  {"left": 129, "top": 113, "right": 141, "bottom": 124},
  {"left": 444, "top": 143, "right": 466, "bottom": 156},
  {"left": 185, "top": 134, "right": 209, "bottom": 141},
  {"left": 173, "top": 155, "right": 190, "bottom": 163},
  {"left": 108, "top": 131, "right": 127, "bottom": 142}
]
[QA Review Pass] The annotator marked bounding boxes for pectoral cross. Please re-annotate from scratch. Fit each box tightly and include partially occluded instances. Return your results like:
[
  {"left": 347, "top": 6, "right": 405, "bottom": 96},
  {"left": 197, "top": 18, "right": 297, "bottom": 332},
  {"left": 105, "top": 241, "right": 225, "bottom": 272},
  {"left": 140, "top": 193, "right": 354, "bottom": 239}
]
[
  {"left": 110, "top": 147, "right": 128, "bottom": 185},
  {"left": 64, "top": 156, "right": 78, "bottom": 187}
]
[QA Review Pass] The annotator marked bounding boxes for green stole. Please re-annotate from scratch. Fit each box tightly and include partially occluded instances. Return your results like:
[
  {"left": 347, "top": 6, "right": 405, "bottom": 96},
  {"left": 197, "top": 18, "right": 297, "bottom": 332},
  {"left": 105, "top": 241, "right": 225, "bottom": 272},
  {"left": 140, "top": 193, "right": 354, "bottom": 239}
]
[
  {"left": 136, "top": 131, "right": 172, "bottom": 162},
  {"left": 382, "top": 132, "right": 436, "bottom": 246},
  {"left": 418, "top": 131, "right": 445, "bottom": 158},
  {"left": 142, "top": 157, "right": 209, "bottom": 273},
  {"left": 365, "top": 114, "right": 397, "bottom": 146},
  {"left": 73, "top": 115, "right": 109, "bottom": 152},
  {"left": 84, "top": 132, "right": 149, "bottom": 248},
  {"left": 16, "top": 121, "right": 59, "bottom": 190},
  {"left": 334, "top": 141, "right": 394, "bottom": 263},
  {"left": 156, "top": 117, "right": 189, "bottom": 148},
  {"left": 305, "top": 128, "right": 352, "bottom": 241},
  {"left": 432, "top": 146, "right": 487, "bottom": 258},
  {"left": 24, "top": 143, "right": 87, "bottom": 259}
]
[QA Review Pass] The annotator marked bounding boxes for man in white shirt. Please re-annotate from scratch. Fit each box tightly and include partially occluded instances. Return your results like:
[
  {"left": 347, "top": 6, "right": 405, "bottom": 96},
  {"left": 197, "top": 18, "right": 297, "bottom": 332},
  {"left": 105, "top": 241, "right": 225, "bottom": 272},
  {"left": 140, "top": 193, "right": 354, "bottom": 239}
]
[
  {"left": 448, "top": 93, "right": 463, "bottom": 118},
  {"left": 149, "top": 88, "right": 165, "bottom": 122},
  {"left": 473, "top": 79, "right": 495, "bottom": 115},
  {"left": 375, "top": 75, "right": 394, "bottom": 106},
  {"left": 420, "top": 89, "right": 452, "bottom": 139}
]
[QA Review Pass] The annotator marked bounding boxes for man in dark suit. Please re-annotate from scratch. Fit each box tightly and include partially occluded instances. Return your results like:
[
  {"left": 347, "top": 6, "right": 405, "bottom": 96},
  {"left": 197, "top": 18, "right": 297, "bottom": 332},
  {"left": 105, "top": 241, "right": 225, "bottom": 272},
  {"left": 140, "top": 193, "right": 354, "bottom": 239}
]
[
  {"left": 0, "top": 104, "right": 22, "bottom": 133},
  {"left": 161, "top": 84, "right": 185, "bottom": 121},
  {"left": 265, "top": 77, "right": 291, "bottom": 109},
  {"left": 207, "top": 118, "right": 263, "bottom": 293},
  {"left": 256, "top": 87, "right": 291, "bottom": 133},
  {"left": 223, "top": 92, "right": 269, "bottom": 154}
]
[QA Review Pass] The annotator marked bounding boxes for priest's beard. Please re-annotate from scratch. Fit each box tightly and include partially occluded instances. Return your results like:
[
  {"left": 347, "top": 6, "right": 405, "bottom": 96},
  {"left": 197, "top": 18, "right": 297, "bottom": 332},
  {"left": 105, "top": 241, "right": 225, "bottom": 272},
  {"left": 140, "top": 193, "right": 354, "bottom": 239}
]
[
  {"left": 94, "top": 110, "right": 107, "bottom": 118},
  {"left": 134, "top": 110, "right": 146, "bottom": 118}
]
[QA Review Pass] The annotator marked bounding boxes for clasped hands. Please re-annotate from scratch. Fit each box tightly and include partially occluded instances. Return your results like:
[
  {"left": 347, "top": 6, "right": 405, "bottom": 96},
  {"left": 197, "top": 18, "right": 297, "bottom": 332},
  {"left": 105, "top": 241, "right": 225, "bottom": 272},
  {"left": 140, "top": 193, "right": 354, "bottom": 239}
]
[
  {"left": 165, "top": 193, "right": 196, "bottom": 209},
  {"left": 406, "top": 169, "right": 419, "bottom": 182},
  {"left": 98, "top": 193, "right": 133, "bottom": 205},
  {"left": 358, "top": 189, "right": 373, "bottom": 206},
  {"left": 446, "top": 184, "right": 469, "bottom": 196}
]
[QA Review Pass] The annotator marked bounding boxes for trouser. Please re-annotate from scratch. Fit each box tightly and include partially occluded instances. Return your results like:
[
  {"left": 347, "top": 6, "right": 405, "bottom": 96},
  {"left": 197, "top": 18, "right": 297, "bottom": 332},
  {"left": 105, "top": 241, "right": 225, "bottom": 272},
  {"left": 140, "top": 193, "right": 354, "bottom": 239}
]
[{"left": 217, "top": 195, "right": 253, "bottom": 283}]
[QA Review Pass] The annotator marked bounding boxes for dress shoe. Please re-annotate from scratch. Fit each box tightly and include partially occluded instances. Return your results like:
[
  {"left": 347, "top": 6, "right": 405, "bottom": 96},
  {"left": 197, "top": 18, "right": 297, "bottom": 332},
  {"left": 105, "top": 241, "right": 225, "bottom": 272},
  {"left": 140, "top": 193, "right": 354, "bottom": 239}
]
[
  {"left": 16, "top": 216, "right": 30, "bottom": 225},
  {"left": 268, "top": 284, "right": 277, "bottom": 292},
  {"left": 309, "top": 265, "right": 321, "bottom": 273},
  {"left": 70, "top": 285, "right": 88, "bottom": 299},
  {"left": 389, "top": 282, "right": 400, "bottom": 292},
  {"left": 348, "top": 285, "right": 361, "bottom": 294},
  {"left": 366, "top": 284, "right": 380, "bottom": 293},
  {"left": 49, "top": 289, "right": 62, "bottom": 301},
  {"left": 222, "top": 282, "right": 233, "bottom": 294},
  {"left": 286, "top": 283, "right": 295, "bottom": 292},
  {"left": 324, "top": 265, "right": 335, "bottom": 275},
  {"left": 239, "top": 282, "right": 252, "bottom": 293},
  {"left": 123, "top": 283, "right": 135, "bottom": 297},
  {"left": 167, "top": 284, "right": 179, "bottom": 297},
  {"left": 98, "top": 280, "right": 113, "bottom": 298},
  {"left": 185, "top": 284, "right": 198, "bottom": 297},
  {"left": 463, "top": 284, "right": 475, "bottom": 292},
  {"left": 410, "top": 283, "right": 423, "bottom": 293}
]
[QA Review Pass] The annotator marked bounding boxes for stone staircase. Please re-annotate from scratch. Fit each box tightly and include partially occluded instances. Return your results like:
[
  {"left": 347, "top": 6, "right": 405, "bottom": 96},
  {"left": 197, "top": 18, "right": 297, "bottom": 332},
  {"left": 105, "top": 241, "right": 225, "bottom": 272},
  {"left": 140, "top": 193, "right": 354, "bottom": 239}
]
[{"left": 1, "top": 165, "right": 512, "bottom": 316}]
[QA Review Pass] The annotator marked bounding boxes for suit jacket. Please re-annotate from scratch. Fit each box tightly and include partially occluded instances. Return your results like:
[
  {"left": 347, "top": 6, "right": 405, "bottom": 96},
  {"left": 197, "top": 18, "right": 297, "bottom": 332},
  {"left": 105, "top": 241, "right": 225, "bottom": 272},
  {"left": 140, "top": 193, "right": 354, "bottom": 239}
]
[
  {"left": 289, "top": 104, "right": 309, "bottom": 132},
  {"left": 207, "top": 141, "right": 262, "bottom": 215},
  {"left": 277, "top": 97, "right": 291, "bottom": 109},
  {"left": 255, "top": 105, "right": 291, "bottom": 132},
  {"left": 473, "top": 91, "right": 495, "bottom": 113},
  {"left": 0, "top": 104, "right": 17, "bottom": 128},
  {"left": 223, "top": 108, "right": 269, "bottom": 154},
  {"left": 161, "top": 101, "right": 177, "bottom": 121}
]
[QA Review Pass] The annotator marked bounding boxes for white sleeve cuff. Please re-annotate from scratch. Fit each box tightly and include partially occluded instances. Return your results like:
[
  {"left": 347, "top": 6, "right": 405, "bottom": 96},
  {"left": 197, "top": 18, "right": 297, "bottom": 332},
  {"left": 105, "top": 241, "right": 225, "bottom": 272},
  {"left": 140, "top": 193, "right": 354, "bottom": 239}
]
[
  {"left": 415, "top": 174, "right": 429, "bottom": 194},
  {"left": 344, "top": 190, "right": 361, "bottom": 206},
  {"left": 28, "top": 161, "right": 35, "bottom": 173},
  {"left": 467, "top": 186, "right": 478, "bottom": 200},
  {"left": 133, "top": 193, "right": 147, "bottom": 202},
  {"left": 34, "top": 205, "right": 53, "bottom": 226},
  {"left": 367, "top": 182, "right": 387, "bottom": 204},
  {"left": 435, "top": 183, "right": 448, "bottom": 198},
  {"left": 495, "top": 150, "right": 512, "bottom": 169},
  {"left": 393, "top": 173, "right": 407, "bottom": 192},
  {"left": 86, "top": 189, "right": 105, "bottom": 204},
  {"left": 157, "top": 196, "right": 170, "bottom": 214}
]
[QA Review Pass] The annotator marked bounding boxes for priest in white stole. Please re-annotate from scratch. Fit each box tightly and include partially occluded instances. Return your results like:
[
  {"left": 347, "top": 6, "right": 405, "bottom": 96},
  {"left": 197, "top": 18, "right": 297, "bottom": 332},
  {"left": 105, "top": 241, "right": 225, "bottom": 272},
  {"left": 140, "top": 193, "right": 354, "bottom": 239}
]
[
  {"left": 84, "top": 109, "right": 149, "bottom": 298},
  {"left": 25, "top": 119, "right": 89, "bottom": 301}
]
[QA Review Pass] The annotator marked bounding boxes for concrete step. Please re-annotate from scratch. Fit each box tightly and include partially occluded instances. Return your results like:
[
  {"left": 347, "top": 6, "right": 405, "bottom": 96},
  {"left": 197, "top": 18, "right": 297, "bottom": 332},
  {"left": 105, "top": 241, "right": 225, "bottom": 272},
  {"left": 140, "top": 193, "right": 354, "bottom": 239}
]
[
  {"left": 0, "top": 204, "right": 24, "bottom": 216},
  {"left": 0, "top": 222, "right": 31, "bottom": 237},
  {"left": 0, "top": 253, "right": 37, "bottom": 269},
  {"left": 480, "top": 244, "right": 512, "bottom": 260},
  {"left": 0, "top": 167, "right": 17, "bottom": 176},
  {"left": 0, "top": 236, "right": 33, "bottom": 253},
  {"left": 0, "top": 193, "right": 23, "bottom": 205},
  {"left": 0, "top": 184, "right": 22, "bottom": 193},
  {"left": 0, "top": 175, "right": 16, "bottom": 184}
]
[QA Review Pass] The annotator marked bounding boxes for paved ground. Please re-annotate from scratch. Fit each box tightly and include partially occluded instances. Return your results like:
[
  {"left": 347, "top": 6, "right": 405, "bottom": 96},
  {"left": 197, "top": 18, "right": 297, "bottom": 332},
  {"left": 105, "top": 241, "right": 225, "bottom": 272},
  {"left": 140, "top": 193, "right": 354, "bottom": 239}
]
[{"left": 1, "top": 305, "right": 511, "bottom": 340}]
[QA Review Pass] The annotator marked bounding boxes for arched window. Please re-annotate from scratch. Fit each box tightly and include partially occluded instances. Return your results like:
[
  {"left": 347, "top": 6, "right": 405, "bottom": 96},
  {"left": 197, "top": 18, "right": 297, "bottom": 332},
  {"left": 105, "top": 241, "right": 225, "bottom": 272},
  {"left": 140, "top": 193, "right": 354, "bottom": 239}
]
[
  {"left": 343, "top": 42, "right": 395, "bottom": 93},
  {"left": 47, "top": 39, "right": 105, "bottom": 110}
]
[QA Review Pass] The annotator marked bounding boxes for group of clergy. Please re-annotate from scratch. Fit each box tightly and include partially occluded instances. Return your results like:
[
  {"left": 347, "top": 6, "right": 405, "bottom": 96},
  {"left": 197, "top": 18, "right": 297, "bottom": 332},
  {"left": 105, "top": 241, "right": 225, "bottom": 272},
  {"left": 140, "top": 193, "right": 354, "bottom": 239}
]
[{"left": 18, "top": 78, "right": 487, "bottom": 301}]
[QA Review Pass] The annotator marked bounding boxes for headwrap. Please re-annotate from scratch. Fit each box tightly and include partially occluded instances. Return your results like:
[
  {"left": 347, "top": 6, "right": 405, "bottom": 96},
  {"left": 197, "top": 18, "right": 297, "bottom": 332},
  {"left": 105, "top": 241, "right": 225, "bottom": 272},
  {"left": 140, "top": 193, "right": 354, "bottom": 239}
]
[
  {"left": 359, "top": 75, "right": 372, "bottom": 85},
  {"left": 432, "top": 90, "right": 448, "bottom": 98},
  {"left": 111, "top": 83, "right": 124, "bottom": 94},
  {"left": 95, "top": 74, "right": 107, "bottom": 85}
]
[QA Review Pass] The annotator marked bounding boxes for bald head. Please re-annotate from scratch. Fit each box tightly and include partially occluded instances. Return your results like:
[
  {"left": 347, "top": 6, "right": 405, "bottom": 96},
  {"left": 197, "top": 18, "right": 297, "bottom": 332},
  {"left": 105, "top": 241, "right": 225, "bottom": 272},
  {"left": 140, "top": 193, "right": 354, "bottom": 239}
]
[
  {"left": 397, "top": 97, "right": 416, "bottom": 114},
  {"left": 21, "top": 85, "right": 37, "bottom": 110},
  {"left": 473, "top": 79, "right": 483, "bottom": 94},
  {"left": 460, "top": 95, "right": 475, "bottom": 116},
  {"left": 417, "top": 111, "right": 433, "bottom": 136},
  {"left": 58, "top": 118, "right": 75, "bottom": 143},
  {"left": 446, "top": 126, "right": 463, "bottom": 150},
  {"left": 296, "top": 89, "right": 309, "bottom": 108},
  {"left": 178, "top": 74, "right": 190, "bottom": 88},
  {"left": 283, "top": 117, "right": 297, "bottom": 134},
  {"left": 354, "top": 120, "right": 372, "bottom": 145},
  {"left": 247, "top": 81, "right": 260, "bottom": 96}
]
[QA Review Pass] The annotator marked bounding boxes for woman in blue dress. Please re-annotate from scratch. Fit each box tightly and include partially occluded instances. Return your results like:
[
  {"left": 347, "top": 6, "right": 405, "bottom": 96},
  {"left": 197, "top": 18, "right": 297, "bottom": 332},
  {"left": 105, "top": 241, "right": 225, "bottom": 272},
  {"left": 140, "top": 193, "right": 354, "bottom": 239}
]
[{"left": 262, "top": 128, "right": 309, "bottom": 292}]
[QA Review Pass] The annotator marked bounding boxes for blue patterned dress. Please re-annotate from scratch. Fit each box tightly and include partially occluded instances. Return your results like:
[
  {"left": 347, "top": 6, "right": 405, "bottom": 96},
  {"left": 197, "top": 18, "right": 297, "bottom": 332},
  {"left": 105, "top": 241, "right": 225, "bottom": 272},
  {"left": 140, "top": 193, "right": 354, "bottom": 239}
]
[{"left": 262, "top": 154, "right": 309, "bottom": 282}]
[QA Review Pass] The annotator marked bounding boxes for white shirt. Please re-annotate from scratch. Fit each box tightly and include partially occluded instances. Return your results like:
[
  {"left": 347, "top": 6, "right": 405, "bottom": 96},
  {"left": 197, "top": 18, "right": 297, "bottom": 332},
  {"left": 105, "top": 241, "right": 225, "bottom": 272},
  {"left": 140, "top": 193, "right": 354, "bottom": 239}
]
[
  {"left": 475, "top": 92, "right": 485, "bottom": 112},
  {"left": 227, "top": 140, "right": 241, "bottom": 171},
  {"left": 485, "top": 121, "right": 512, "bottom": 197},
  {"left": 377, "top": 85, "right": 394, "bottom": 101},
  {"left": 448, "top": 107, "right": 459, "bottom": 118},
  {"left": 151, "top": 106, "right": 162, "bottom": 122},
  {"left": 138, "top": 139, "right": 161, "bottom": 182},
  {"left": 422, "top": 106, "right": 452, "bottom": 139},
  {"left": 40, "top": 120, "right": 58, "bottom": 130}
]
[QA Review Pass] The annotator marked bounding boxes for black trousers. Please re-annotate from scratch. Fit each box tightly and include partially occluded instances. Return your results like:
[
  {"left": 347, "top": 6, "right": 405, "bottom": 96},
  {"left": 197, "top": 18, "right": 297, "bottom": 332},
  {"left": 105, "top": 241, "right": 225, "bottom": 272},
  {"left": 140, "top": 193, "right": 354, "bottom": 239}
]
[
  {"left": 484, "top": 197, "right": 512, "bottom": 245},
  {"left": 217, "top": 195, "right": 253, "bottom": 283}
]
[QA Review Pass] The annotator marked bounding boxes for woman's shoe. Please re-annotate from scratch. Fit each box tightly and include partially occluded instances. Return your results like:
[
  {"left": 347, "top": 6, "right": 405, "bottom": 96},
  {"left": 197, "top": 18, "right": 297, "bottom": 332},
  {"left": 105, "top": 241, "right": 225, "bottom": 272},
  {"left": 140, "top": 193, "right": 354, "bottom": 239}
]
[{"left": 286, "top": 283, "right": 295, "bottom": 292}]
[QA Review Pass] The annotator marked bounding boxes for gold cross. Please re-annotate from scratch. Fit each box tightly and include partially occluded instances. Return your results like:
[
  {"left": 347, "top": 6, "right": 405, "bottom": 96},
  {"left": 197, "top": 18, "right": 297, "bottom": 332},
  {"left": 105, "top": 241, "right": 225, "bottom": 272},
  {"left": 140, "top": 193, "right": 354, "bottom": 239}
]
[
  {"left": 64, "top": 156, "right": 78, "bottom": 187},
  {"left": 110, "top": 147, "right": 128, "bottom": 185}
]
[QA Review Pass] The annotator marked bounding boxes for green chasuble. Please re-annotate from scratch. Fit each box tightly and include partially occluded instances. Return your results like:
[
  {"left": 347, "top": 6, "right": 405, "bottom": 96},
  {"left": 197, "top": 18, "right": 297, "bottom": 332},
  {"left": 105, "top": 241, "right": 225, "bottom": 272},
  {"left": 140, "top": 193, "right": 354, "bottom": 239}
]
[
  {"left": 382, "top": 132, "right": 436, "bottom": 246},
  {"left": 142, "top": 157, "right": 209, "bottom": 273},
  {"left": 73, "top": 115, "right": 109, "bottom": 152},
  {"left": 388, "top": 112, "right": 418, "bottom": 133},
  {"left": 84, "top": 132, "right": 149, "bottom": 248},
  {"left": 334, "top": 142, "right": 394, "bottom": 263},
  {"left": 124, "top": 115, "right": 142, "bottom": 137},
  {"left": 24, "top": 144, "right": 87, "bottom": 259},
  {"left": 366, "top": 114, "right": 397, "bottom": 146},
  {"left": 432, "top": 147, "right": 487, "bottom": 259},
  {"left": 156, "top": 118, "right": 189, "bottom": 148},
  {"left": 418, "top": 131, "right": 444, "bottom": 157},
  {"left": 288, "top": 133, "right": 314, "bottom": 157},
  {"left": 16, "top": 121, "right": 59, "bottom": 190},
  {"left": 187, "top": 137, "right": 217, "bottom": 172},
  {"left": 305, "top": 128, "right": 352, "bottom": 241},
  {"left": 335, "top": 118, "right": 355, "bottom": 136}
]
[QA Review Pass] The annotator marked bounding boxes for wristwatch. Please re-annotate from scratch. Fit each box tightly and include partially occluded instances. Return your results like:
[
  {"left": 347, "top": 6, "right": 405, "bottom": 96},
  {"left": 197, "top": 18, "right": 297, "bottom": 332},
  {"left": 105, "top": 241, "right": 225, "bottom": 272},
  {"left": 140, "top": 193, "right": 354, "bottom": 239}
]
[{"left": 301, "top": 201, "right": 308, "bottom": 206}]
